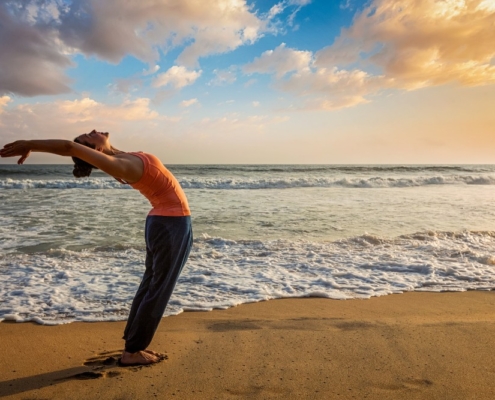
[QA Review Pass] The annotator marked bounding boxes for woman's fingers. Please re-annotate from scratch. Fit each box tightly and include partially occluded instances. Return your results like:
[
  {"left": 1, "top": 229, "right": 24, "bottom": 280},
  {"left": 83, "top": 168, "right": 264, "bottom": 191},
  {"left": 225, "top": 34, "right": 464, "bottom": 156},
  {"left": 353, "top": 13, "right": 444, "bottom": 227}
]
[
  {"left": 1, "top": 142, "right": 17, "bottom": 156},
  {"left": 1, "top": 141, "right": 30, "bottom": 162},
  {"left": 18, "top": 151, "right": 31, "bottom": 164}
]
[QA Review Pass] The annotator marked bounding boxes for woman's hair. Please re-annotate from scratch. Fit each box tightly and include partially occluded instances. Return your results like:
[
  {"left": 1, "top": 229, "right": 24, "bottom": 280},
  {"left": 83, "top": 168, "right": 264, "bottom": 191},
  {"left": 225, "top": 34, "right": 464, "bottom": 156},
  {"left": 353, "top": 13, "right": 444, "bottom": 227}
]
[{"left": 72, "top": 137, "right": 98, "bottom": 178}]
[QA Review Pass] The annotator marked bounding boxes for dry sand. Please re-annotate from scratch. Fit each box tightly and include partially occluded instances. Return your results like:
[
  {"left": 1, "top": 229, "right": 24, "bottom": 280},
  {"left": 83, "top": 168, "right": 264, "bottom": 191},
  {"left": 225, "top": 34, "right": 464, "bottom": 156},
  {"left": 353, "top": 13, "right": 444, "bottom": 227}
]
[{"left": 1, "top": 291, "right": 494, "bottom": 400}]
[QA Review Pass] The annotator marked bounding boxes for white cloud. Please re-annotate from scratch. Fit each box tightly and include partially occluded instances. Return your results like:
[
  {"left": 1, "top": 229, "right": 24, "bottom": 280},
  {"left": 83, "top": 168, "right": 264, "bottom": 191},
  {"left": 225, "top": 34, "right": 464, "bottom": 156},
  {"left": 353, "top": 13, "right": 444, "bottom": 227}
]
[
  {"left": 0, "top": 0, "right": 269, "bottom": 96},
  {"left": 180, "top": 98, "right": 198, "bottom": 108},
  {"left": 0, "top": 0, "right": 314, "bottom": 97},
  {"left": 339, "top": 0, "right": 354, "bottom": 10},
  {"left": 268, "top": 3, "right": 285, "bottom": 19},
  {"left": 143, "top": 65, "right": 160, "bottom": 76},
  {"left": 243, "top": 43, "right": 312, "bottom": 78},
  {"left": 63, "top": 0, "right": 266, "bottom": 67},
  {"left": 289, "top": 0, "right": 312, "bottom": 5},
  {"left": 252, "top": 101, "right": 260, "bottom": 107},
  {"left": 209, "top": 69, "right": 237, "bottom": 86},
  {"left": 153, "top": 66, "right": 202, "bottom": 89}
]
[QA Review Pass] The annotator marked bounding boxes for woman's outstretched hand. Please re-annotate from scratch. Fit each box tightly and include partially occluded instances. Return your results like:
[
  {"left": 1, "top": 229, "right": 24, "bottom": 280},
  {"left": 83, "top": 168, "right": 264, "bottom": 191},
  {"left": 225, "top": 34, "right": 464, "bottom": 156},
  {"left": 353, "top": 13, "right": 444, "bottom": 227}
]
[{"left": 0, "top": 141, "right": 32, "bottom": 164}]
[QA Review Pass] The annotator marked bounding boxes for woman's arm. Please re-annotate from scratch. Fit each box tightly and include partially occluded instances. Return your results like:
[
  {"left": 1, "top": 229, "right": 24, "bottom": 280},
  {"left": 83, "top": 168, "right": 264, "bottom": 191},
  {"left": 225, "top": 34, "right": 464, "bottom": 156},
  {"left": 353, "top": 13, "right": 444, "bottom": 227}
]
[{"left": 0, "top": 140, "right": 142, "bottom": 182}]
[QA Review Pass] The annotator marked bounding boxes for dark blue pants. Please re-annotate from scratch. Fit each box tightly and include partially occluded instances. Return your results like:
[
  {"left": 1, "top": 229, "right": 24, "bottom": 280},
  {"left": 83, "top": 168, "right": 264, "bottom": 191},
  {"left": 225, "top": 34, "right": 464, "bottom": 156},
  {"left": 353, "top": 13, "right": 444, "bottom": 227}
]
[{"left": 123, "top": 215, "right": 192, "bottom": 353}]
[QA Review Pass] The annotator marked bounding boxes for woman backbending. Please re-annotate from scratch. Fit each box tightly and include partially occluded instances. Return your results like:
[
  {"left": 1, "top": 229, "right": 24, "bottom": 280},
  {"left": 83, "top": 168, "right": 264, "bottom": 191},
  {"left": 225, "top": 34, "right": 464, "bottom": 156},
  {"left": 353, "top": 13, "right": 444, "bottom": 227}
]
[{"left": 0, "top": 130, "right": 193, "bottom": 366}]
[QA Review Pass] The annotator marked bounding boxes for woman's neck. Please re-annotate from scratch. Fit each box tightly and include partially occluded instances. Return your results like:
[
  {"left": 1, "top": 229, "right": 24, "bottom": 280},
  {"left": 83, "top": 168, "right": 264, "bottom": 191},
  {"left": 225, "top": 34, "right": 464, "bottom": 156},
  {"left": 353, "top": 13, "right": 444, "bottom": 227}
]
[{"left": 104, "top": 146, "right": 125, "bottom": 156}]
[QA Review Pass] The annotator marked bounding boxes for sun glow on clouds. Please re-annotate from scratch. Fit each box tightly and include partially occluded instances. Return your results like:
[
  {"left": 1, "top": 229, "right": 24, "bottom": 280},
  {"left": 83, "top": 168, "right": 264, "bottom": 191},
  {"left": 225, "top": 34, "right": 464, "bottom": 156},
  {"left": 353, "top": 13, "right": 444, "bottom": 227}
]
[
  {"left": 244, "top": 0, "right": 495, "bottom": 110},
  {"left": 0, "top": 96, "right": 12, "bottom": 114},
  {"left": 0, "top": 97, "right": 161, "bottom": 138},
  {"left": 58, "top": 98, "right": 160, "bottom": 122},
  {"left": 0, "top": 0, "right": 494, "bottom": 163},
  {"left": 317, "top": 0, "right": 495, "bottom": 87},
  {"left": 153, "top": 66, "right": 202, "bottom": 89}
]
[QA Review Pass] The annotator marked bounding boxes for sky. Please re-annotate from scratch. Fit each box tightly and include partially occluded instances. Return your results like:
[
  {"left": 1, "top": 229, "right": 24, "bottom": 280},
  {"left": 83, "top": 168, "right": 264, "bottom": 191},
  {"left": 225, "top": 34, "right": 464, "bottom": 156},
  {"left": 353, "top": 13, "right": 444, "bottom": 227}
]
[{"left": 0, "top": 0, "right": 494, "bottom": 164}]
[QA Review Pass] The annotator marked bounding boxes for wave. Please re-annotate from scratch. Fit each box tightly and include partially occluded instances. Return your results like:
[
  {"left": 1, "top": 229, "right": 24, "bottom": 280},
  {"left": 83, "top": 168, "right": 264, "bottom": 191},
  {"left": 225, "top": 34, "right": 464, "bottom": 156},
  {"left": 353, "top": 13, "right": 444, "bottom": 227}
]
[
  {"left": 2, "top": 174, "right": 495, "bottom": 190},
  {"left": 0, "top": 178, "right": 129, "bottom": 189},
  {"left": 208, "top": 165, "right": 495, "bottom": 174},
  {"left": 1, "top": 229, "right": 494, "bottom": 324},
  {"left": 1, "top": 164, "right": 494, "bottom": 177}
]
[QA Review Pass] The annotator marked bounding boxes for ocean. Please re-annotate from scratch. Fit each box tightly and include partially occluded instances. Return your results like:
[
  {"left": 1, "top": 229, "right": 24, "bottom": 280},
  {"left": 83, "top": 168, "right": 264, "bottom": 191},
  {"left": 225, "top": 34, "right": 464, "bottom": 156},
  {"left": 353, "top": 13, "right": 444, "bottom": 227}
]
[{"left": 1, "top": 164, "right": 494, "bottom": 324}]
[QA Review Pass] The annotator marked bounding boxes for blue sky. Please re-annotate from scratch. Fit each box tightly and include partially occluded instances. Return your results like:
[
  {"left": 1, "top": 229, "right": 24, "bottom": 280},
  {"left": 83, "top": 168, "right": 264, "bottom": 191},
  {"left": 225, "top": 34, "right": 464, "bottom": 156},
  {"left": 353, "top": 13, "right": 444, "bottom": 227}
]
[{"left": 0, "top": 0, "right": 494, "bottom": 164}]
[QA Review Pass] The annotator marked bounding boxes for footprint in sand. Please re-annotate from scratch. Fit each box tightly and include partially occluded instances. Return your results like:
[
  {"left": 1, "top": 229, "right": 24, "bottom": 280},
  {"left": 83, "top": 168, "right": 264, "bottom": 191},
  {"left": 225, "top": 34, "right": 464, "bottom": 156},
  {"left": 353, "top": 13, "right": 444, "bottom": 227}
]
[
  {"left": 71, "top": 350, "right": 126, "bottom": 380},
  {"left": 84, "top": 350, "right": 121, "bottom": 369},
  {"left": 72, "top": 350, "right": 122, "bottom": 380}
]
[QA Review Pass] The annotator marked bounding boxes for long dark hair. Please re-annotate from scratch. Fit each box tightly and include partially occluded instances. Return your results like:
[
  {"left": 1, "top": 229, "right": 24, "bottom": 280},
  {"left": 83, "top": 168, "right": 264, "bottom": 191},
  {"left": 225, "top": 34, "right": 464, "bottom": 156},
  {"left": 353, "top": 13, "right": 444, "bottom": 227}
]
[{"left": 72, "top": 137, "right": 98, "bottom": 178}]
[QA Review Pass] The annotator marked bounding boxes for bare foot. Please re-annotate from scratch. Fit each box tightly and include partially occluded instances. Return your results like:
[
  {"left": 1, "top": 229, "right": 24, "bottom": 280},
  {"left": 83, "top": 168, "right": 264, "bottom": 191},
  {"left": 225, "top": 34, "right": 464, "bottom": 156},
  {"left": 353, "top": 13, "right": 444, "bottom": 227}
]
[
  {"left": 143, "top": 349, "right": 165, "bottom": 358},
  {"left": 120, "top": 350, "right": 160, "bottom": 366}
]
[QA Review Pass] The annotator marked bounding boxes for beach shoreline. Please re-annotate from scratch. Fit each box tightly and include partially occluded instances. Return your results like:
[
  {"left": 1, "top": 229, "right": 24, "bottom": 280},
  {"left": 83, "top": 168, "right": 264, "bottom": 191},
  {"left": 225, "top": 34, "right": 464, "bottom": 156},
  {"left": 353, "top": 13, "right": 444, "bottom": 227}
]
[{"left": 1, "top": 291, "right": 494, "bottom": 399}]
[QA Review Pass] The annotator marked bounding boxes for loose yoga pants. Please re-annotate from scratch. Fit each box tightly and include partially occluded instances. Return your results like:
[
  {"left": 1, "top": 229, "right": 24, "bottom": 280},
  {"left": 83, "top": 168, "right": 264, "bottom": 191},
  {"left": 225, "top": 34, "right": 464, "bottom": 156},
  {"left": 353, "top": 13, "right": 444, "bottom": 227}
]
[{"left": 123, "top": 215, "right": 193, "bottom": 353}]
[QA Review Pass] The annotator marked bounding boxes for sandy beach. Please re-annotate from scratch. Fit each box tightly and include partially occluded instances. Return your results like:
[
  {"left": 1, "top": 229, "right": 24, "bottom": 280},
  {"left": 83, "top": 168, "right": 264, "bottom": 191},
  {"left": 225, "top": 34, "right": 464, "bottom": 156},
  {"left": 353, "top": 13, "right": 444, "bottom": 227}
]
[{"left": 1, "top": 291, "right": 494, "bottom": 400}]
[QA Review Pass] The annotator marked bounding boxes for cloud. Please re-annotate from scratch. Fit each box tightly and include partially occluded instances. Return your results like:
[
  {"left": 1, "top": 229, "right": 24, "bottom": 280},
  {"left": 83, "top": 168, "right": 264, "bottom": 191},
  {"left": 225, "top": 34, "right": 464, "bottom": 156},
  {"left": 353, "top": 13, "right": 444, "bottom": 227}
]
[
  {"left": 0, "top": 0, "right": 314, "bottom": 97},
  {"left": 180, "top": 98, "right": 198, "bottom": 108},
  {"left": 243, "top": 43, "right": 312, "bottom": 78},
  {"left": 0, "top": 3, "right": 73, "bottom": 96},
  {"left": 252, "top": 101, "right": 260, "bottom": 107},
  {"left": 143, "top": 65, "right": 160, "bottom": 76},
  {"left": 153, "top": 66, "right": 202, "bottom": 89},
  {"left": 243, "top": 0, "right": 495, "bottom": 111},
  {"left": 0, "top": 0, "right": 269, "bottom": 96},
  {"left": 107, "top": 77, "right": 143, "bottom": 95},
  {"left": 209, "top": 69, "right": 237, "bottom": 86},
  {"left": 0, "top": 96, "right": 12, "bottom": 114},
  {"left": 339, "top": 0, "right": 354, "bottom": 10},
  {"left": 0, "top": 96, "right": 161, "bottom": 140},
  {"left": 243, "top": 43, "right": 385, "bottom": 110},
  {"left": 58, "top": 97, "right": 160, "bottom": 122},
  {"left": 289, "top": 0, "right": 312, "bottom": 5},
  {"left": 59, "top": 0, "right": 266, "bottom": 67},
  {"left": 316, "top": 0, "right": 495, "bottom": 89},
  {"left": 276, "top": 68, "right": 389, "bottom": 110}
]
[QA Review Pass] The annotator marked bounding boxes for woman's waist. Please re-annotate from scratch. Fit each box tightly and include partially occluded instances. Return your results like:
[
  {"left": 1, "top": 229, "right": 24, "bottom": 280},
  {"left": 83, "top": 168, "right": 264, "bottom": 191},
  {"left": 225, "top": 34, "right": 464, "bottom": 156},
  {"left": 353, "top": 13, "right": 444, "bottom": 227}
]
[{"left": 148, "top": 203, "right": 191, "bottom": 217}]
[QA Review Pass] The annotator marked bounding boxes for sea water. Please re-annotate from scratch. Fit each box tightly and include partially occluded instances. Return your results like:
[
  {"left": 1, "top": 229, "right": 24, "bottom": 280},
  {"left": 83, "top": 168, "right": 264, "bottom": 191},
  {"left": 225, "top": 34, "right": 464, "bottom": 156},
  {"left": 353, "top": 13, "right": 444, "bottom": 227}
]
[{"left": 0, "top": 164, "right": 494, "bottom": 324}]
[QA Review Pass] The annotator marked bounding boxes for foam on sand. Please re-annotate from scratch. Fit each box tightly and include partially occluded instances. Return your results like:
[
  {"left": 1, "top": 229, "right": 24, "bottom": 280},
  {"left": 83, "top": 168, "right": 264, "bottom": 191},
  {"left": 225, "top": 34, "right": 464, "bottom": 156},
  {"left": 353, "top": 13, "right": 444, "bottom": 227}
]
[{"left": 1, "top": 230, "right": 493, "bottom": 324}]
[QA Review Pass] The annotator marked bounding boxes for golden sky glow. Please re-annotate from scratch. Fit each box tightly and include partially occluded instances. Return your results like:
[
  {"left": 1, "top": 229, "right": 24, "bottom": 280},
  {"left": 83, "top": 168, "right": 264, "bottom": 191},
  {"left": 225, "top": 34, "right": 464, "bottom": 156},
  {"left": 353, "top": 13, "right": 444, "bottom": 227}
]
[{"left": 0, "top": 0, "right": 494, "bottom": 163}]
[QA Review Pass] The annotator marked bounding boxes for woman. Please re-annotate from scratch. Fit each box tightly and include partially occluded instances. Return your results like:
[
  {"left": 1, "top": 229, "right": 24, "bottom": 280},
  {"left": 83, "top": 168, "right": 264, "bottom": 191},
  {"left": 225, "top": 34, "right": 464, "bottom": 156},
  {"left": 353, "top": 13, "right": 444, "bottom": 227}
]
[{"left": 0, "top": 130, "right": 193, "bottom": 366}]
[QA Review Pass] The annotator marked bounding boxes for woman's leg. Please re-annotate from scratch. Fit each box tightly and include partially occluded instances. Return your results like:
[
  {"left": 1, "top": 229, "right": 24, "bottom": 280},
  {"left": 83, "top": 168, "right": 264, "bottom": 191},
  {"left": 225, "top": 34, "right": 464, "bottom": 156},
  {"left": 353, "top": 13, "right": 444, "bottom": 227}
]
[
  {"left": 122, "top": 248, "right": 153, "bottom": 341},
  {"left": 122, "top": 217, "right": 153, "bottom": 341},
  {"left": 123, "top": 216, "right": 192, "bottom": 354}
]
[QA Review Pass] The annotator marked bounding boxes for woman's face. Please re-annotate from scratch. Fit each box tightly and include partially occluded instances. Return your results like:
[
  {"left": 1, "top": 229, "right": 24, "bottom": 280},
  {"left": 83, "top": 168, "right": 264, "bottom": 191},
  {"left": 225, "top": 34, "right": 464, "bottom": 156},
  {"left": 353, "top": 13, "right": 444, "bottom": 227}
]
[{"left": 76, "top": 130, "right": 110, "bottom": 148}]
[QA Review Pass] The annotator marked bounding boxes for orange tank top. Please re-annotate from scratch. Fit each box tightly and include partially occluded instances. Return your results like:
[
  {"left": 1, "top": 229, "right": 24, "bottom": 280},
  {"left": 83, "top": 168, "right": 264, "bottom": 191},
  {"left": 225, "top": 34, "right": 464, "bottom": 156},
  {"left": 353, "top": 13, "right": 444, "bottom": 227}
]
[{"left": 128, "top": 152, "right": 191, "bottom": 217}]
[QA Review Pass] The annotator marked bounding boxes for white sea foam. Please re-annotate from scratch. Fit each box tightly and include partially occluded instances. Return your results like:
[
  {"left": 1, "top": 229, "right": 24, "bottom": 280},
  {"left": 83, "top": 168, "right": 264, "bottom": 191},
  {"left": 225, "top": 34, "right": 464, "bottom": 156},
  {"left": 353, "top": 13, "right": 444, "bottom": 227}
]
[
  {"left": 1, "top": 174, "right": 495, "bottom": 190},
  {"left": 0, "top": 231, "right": 493, "bottom": 325},
  {"left": 1, "top": 164, "right": 494, "bottom": 325}
]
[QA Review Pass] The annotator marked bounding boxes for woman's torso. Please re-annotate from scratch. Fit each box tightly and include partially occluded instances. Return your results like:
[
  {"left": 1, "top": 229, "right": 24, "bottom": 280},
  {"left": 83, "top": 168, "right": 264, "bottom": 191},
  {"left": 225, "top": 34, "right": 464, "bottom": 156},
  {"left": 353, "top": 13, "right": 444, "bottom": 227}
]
[{"left": 126, "top": 152, "right": 190, "bottom": 217}]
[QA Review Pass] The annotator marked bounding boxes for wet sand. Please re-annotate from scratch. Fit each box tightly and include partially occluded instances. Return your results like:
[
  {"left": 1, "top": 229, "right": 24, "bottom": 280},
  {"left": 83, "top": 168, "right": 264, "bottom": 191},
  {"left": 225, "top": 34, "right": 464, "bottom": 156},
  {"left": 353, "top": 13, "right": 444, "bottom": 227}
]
[{"left": 1, "top": 291, "right": 494, "bottom": 399}]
